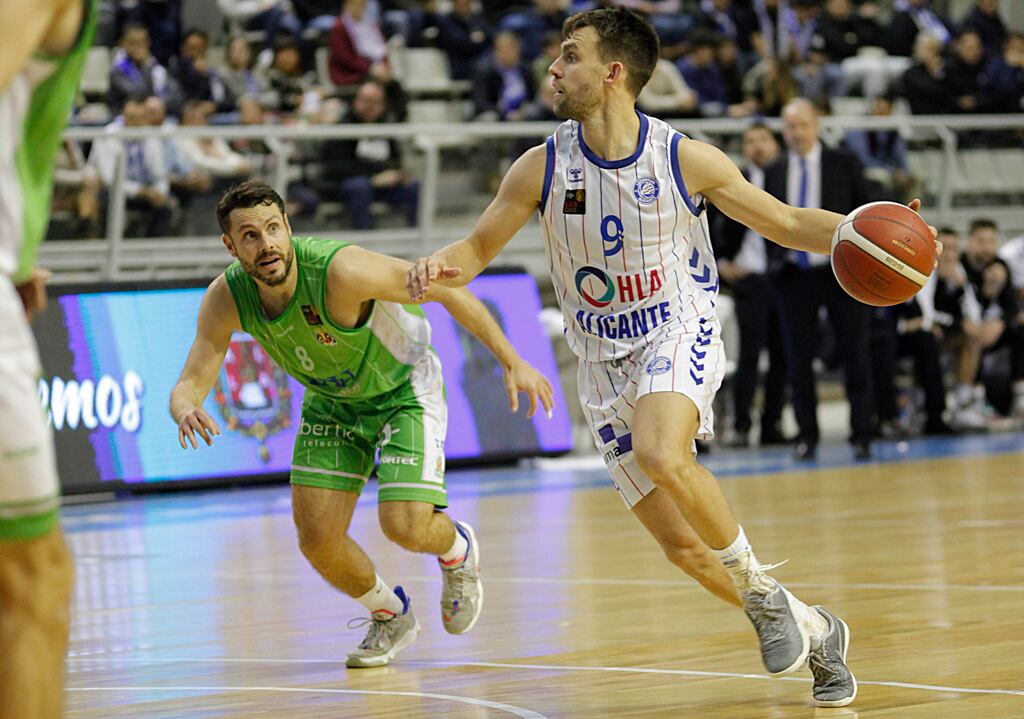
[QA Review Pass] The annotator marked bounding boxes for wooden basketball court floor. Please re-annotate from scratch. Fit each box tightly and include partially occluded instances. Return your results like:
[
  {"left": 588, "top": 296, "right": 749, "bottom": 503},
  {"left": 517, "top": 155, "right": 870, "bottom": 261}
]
[{"left": 62, "top": 435, "right": 1024, "bottom": 718}]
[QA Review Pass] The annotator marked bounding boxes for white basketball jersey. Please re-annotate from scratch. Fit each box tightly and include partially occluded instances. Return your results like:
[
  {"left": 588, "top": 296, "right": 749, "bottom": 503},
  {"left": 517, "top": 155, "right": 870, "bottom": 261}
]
[{"left": 539, "top": 112, "right": 719, "bottom": 362}]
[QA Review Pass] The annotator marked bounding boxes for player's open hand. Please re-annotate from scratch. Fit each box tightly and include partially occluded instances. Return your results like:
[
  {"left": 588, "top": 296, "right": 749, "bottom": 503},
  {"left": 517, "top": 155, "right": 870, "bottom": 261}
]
[
  {"left": 407, "top": 256, "right": 461, "bottom": 302},
  {"left": 907, "top": 198, "right": 943, "bottom": 268},
  {"left": 177, "top": 407, "right": 221, "bottom": 449},
  {"left": 503, "top": 359, "right": 555, "bottom": 419}
]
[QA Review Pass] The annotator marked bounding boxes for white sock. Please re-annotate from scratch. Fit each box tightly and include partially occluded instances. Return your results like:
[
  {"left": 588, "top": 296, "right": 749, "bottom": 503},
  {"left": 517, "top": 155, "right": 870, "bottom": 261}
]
[
  {"left": 955, "top": 384, "right": 973, "bottom": 407},
  {"left": 355, "top": 575, "right": 404, "bottom": 620},
  {"left": 439, "top": 522, "right": 469, "bottom": 568},
  {"left": 711, "top": 526, "right": 775, "bottom": 595}
]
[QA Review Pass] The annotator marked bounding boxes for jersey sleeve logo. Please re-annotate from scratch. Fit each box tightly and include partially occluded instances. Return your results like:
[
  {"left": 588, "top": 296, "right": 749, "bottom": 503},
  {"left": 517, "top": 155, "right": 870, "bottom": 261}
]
[{"left": 633, "top": 176, "right": 660, "bottom": 205}]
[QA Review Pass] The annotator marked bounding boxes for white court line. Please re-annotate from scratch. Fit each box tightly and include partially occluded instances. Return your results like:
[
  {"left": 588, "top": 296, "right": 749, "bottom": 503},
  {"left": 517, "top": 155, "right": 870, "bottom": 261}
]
[
  {"left": 65, "top": 686, "right": 547, "bottom": 718},
  {"left": 64, "top": 657, "right": 1024, "bottom": 698},
  {"left": 205, "top": 571, "right": 1024, "bottom": 593}
]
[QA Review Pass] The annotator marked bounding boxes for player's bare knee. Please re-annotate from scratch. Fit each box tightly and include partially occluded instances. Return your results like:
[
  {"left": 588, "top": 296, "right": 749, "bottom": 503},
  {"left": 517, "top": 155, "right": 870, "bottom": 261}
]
[
  {"left": 633, "top": 443, "right": 693, "bottom": 487},
  {"left": 378, "top": 503, "right": 431, "bottom": 551},
  {"left": 295, "top": 521, "right": 342, "bottom": 564}
]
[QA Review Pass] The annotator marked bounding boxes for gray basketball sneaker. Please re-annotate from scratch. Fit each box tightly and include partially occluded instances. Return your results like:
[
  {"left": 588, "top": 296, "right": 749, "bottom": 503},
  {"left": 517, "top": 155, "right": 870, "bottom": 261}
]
[
  {"left": 345, "top": 586, "right": 420, "bottom": 668},
  {"left": 439, "top": 521, "right": 483, "bottom": 634},
  {"left": 808, "top": 606, "right": 857, "bottom": 707},
  {"left": 742, "top": 583, "right": 811, "bottom": 676}
]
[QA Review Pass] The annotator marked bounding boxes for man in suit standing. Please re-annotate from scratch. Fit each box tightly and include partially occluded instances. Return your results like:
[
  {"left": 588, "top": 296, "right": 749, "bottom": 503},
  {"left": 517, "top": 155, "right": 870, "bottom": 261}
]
[
  {"left": 711, "top": 123, "right": 789, "bottom": 448},
  {"left": 764, "top": 98, "right": 874, "bottom": 461}
]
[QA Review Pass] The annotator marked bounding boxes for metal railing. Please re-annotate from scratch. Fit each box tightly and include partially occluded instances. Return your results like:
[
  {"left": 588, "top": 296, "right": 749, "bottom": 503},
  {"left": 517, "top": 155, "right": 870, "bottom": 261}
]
[{"left": 48, "top": 114, "right": 1024, "bottom": 282}]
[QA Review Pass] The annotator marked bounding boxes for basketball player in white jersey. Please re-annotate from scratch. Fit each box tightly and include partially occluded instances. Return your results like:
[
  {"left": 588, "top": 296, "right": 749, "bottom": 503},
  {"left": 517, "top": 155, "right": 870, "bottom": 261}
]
[
  {"left": 2, "top": 1, "right": 95, "bottom": 717},
  {"left": 408, "top": 7, "right": 940, "bottom": 709}
]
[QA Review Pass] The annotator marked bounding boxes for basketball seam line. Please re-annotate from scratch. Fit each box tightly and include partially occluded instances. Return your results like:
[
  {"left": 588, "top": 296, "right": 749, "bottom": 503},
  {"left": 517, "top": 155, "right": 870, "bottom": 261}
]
[{"left": 838, "top": 233, "right": 930, "bottom": 286}]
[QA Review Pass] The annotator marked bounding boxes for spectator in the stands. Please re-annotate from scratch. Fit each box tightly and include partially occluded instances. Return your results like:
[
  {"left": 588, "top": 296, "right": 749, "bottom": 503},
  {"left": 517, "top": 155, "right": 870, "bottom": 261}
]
[
  {"left": 900, "top": 34, "right": 953, "bottom": 114},
  {"left": 742, "top": 57, "right": 800, "bottom": 116},
  {"left": 958, "top": 0, "right": 1007, "bottom": 61},
  {"left": 329, "top": 0, "right": 392, "bottom": 87},
  {"left": 112, "top": 0, "right": 182, "bottom": 66},
  {"left": 471, "top": 32, "right": 536, "bottom": 121},
  {"left": 51, "top": 140, "right": 102, "bottom": 239},
  {"left": 90, "top": 97, "right": 174, "bottom": 238},
  {"left": 888, "top": 0, "right": 951, "bottom": 58},
  {"left": 170, "top": 29, "right": 235, "bottom": 114},
  {"left": 268, "top": 35, "right": 323, "bottom": 117},
  {"left": 217, "top": 0, "right": 303, "bottom": 49},
  {"left": 693, "top": 0, "right": 757, "bottom": 58},
  {"left": 981, "top": 32, "right": 1024, "bottom": 113},
  {"left": 292, "top": 0, "right": 346, "bottom": 39},
  {"left": 843, "top": 93, "right": 915, "bottom": 202},
  {"left": 532, "top": 32, "right": 562, "bottom": 92},
  {"left": 498, "top": 0, "right": 568, "bottom": 62},
  {"left": 638, "top": 59, "right": 699, "bottom": 117},
  {"left": 319, "top": 81, "right": 419, "bottom": 230},
  {"left": 814, "top": 0, "right": 890, "bottom": 96},
  {"left": 946, "top": 30, "right": 993, "bottom": 113},
  {"left": 437, "top": 0, "right": 492, "bottom": 81},
  {"left": 960, "top": 219, "right": 1024, "bottom": 420},
  {"left": 619, "top": 0, "right": 692, "bottom": 52},
  {"left": 717, "top": 37, "right": 753, "bottom": 110},
  {"left": 144, "top": 95, "right": 214, "bottom": 212},
  {"left": 109, "top": 24, "right": 183, "bottom": 114},
  {"left": 174, "top": 101, "right": 252, "bottom": 181},
  {"left": 220, "top": 36, "right": 276, "bottom": 110},
  {"left": 677, "top": 30, "right": 730, "bottom": 116}
]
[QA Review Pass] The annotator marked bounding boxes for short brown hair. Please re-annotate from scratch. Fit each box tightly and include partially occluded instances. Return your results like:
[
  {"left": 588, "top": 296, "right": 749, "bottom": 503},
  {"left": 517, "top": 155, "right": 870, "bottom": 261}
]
[
  {"left": 562, "top": 7, "right": 659, "bottom": 98},
  {"left": 216, "top": 181, "right": 286, "bottom": 233}
]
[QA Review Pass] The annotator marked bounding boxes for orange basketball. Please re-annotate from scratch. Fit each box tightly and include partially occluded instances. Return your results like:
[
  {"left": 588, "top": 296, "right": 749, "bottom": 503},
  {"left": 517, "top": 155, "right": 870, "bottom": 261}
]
[{"left": 830, "top": 201, "right": 936, "bottom": 307}]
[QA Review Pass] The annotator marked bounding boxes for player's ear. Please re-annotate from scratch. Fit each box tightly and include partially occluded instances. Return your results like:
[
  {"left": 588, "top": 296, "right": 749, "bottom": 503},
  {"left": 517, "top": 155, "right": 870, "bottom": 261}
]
[
  {"left": 606, "top": 61, "right": 625, "bottom": 87},
  {"left": 221, "top": 234, "right": 237, "bottom": 258}
]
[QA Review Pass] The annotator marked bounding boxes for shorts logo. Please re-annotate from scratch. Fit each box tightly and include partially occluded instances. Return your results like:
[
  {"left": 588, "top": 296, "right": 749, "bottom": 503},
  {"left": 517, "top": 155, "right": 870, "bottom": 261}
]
[
  {"left": 567, "top": 166, "right": 584, "bottom": 184},
  {"left": 633, "top": 177, "right": 659, "bottom": 205},
  {"left": 435, "top": 456, "right": 445, "bottom": 478},
  {"left": 646, "top": 356, "right": 672, "bottom": 375},
  {"left": 380, "top": 423, "right": 400, "bottom": 448},
  {"left": 574, "top": 266, "right": 615, "bottom": 308},
  {"left": 380, "top": 455, "right": 418, "bottom": 466},
  {"left": 689, "top": 318, "right": 713, "bottom": 386},
  {"left": 598, "top": 424, "right": 632, "bottom": 464}
]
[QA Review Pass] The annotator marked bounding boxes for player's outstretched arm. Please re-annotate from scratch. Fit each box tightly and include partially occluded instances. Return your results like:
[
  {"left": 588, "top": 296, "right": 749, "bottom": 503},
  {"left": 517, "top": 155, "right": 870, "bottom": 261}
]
[
  {"left": 678, "top": 140, "right": 843, "bottom": 255},
  {"left": 334, "top": 247, "right": 555, "bottom": 418},
  {"left": 170, "top": 275, "right": 241, "bottom": 449},
  {"left": 0, "top": 0, "right": 77, "bottom": 91},
  {"left": 407, "top": 143, "right": 547, "bottom": 301}
]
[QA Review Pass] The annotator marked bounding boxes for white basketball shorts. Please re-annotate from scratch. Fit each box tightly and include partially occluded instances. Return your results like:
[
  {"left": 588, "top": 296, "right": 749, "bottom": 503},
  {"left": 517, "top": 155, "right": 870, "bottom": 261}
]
[
  {"left": 576, "top": 317, "right": 727, "bottom": 509},
  {"left": 0, "top": 278, "right": 60, "bottom": 539}
]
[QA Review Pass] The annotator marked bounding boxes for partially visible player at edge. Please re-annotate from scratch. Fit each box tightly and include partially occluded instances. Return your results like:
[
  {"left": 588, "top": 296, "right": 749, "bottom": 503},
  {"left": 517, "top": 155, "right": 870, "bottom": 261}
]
[
  {"left": 0, "top": 1, "right": 96, "bottom": 717},
  {"left": 171, "top": 181, "right": 554, "bottom": 667},
  {"left": 407, "top": 7, "right": 942, "bottom": 708}
]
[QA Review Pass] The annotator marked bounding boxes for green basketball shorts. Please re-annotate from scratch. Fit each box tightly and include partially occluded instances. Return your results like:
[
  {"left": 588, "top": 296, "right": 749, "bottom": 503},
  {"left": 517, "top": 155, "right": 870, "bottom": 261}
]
[{"left": 290, "top": 351, "right": 448, "bottom": 507}]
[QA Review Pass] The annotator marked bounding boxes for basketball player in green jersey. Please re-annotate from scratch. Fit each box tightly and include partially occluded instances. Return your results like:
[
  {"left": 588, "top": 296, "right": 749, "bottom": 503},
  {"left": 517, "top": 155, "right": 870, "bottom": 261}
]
[
  {"left": 1, "top": 1, "right": 96, "bottom": 717},
  {"left": 171, "top": 181, "right": 554, "bottom": 667}
]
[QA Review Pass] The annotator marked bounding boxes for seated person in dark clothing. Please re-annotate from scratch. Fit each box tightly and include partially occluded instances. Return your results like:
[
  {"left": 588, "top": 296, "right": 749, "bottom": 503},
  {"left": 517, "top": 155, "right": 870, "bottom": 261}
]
[
  {"left": 958, "top": 0, "right": 1008, "bottom": 61},
  {"left": 900, "top": 34, "right": 955, "bottom": 114},
  {"left": 888, "top": 0, "right": 951, "bottom": 57},
  {"left": 320, "top": 82, "right": 419, "bottom": 230},
  {"left": 815, "top": 0, "right": 885, "bottom": 61},
  {"left": 170, "top": 29, "right": 235, "bottom": 114},
  {"left": 472, "top": 32, "right": 536, "bottom": 121},
  {"left": 438, "top": 0, "right": 492, "bottom": 80},
  {"left": 498, "top": 0, "right": 568, "bottom": 61},
  {"left": 676, "top": 31, "right": 728, "bottom": 116},
  {"left": 870, "top": 296, "right": 952, "bottom": 437},
  {"left": 947, "top": 31, "right": 995, "bottom": 112},
  {"left": 693, "top": 0, "right": 757, "bottom": 58},
  {"left": 981, "top": 32, "right": 1024, "bottom": 113},
  {"left": 267, "top": 35, "right": 322, "bottom": 117}
]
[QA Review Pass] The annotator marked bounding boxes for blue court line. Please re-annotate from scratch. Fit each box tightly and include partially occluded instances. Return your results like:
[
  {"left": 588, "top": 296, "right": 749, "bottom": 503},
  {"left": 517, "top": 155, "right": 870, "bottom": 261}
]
[{"left": 61, "top": 433, "right": 1022, "bottom": 534}]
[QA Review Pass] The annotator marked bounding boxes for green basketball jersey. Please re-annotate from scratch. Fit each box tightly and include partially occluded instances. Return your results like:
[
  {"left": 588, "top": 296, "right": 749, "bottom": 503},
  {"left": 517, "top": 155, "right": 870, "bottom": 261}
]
[
  {"left": 224, "top": 237, "right": 432, "bottom": 400},
  {"left": 0, "top": 0, "right": 97, "bottom": 282}
]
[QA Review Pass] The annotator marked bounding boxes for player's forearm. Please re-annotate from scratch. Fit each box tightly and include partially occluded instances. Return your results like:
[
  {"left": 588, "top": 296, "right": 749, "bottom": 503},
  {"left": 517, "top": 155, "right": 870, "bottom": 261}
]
[
  {"left": 442, "top": 288, "right": 519, "bottom": 369},
  {"left": 773, "top": 208, "right": 845, "bottom": 255},
  {"left": 433, "top": 239, "right": 490, "bottom": 286}
]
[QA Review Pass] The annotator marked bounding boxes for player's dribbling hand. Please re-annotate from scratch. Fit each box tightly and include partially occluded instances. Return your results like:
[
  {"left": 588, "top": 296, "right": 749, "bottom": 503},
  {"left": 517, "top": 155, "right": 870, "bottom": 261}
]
[
  {"left": 176, "top": 407, "right": 221, "bottom": 449},
  {"left": 907, "top": 198, "right": 943, "bottom": 268},
  {"left": 407, "top": 256, "right": 462, "bottom": 302},
  {"left": 15, "top": 267, "right": 51, "bottom": 319},
  {"left": 503, "top": 359, "right": 555, "bottom": 419}
]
